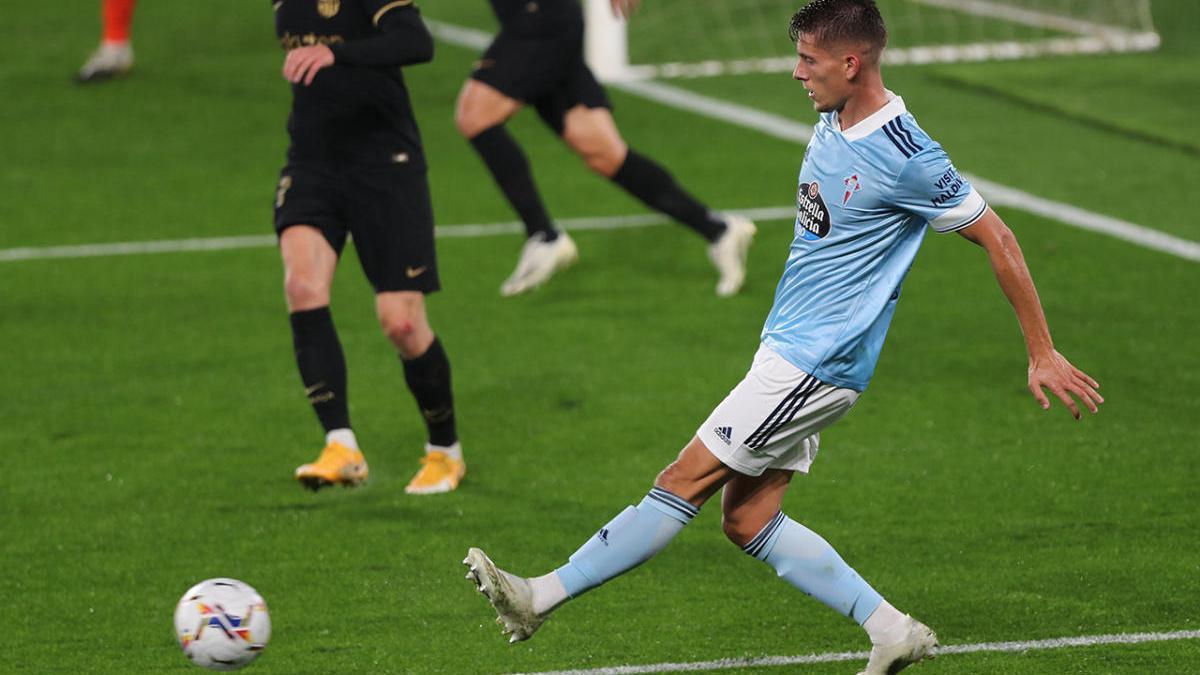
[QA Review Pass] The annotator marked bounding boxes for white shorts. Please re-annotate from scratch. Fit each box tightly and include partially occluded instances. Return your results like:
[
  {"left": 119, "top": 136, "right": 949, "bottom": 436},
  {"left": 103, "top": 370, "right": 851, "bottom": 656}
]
[{"left": 696, "top": 344, "right": 860, "bottom": 476}]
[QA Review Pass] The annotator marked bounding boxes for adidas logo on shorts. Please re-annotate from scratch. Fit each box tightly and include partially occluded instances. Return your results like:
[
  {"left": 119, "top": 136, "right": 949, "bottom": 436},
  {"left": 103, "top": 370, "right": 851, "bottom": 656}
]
[{"left": 714, "top": 426, "right": 733, "bottom": 445}]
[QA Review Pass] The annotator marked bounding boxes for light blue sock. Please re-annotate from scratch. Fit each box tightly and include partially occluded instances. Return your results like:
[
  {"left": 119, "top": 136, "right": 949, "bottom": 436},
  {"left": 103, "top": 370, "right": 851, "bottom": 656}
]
[
  {"left": 555, "top": 487, "right": 698, "bottom": 598},
  {"left": 744, "top": 512, "right": 883, "bottom": 624}
]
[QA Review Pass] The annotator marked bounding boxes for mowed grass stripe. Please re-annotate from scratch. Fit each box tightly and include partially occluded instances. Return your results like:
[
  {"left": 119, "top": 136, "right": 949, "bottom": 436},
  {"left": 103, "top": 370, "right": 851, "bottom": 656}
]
[{"left": 510, "top": 629, "right": 1200, "bottom": 675}]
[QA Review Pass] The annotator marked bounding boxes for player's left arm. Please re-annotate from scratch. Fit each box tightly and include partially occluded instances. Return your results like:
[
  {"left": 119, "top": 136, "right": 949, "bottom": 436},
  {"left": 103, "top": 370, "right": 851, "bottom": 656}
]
[
  {"left": 283, "top": 0, "right": 434, "bottom": 86},
  {"left": 957, "top": 209, "right": 1103, "bottom": 419}
]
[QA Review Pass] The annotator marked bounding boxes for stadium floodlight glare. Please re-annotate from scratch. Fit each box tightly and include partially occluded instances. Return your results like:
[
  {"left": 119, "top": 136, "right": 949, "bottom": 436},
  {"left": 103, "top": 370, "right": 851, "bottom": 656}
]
[{"left": 584, "top": 0, "right": 1160, "bottom": 81}]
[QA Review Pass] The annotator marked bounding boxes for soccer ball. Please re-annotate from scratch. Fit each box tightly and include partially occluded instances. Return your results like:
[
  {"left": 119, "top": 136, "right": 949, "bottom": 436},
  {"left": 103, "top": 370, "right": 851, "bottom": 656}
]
[{"left": 174, "top": 578, "right": 271, "bottom": 671}]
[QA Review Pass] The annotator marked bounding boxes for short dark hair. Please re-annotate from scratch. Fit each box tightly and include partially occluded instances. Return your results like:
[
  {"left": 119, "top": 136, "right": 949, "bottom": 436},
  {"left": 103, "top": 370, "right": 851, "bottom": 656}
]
[{"left": 788, "top": 0, "right": 887, "bottom": 54}]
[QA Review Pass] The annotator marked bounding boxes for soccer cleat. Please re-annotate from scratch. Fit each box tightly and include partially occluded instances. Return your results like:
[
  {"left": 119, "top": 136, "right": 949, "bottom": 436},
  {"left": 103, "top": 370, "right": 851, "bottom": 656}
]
[
  {"left": 294, "top": 441, "right": 368, "bottom": 491},
  {"left": 463, "top": 548, "right": 546, "bottom": 643},
  {"left": 856, "top": 615, "right": 938, "bottom": 675},
  {"left": 76, "top": 43, "right": 134, "bottom": 83},
  {"left": 500, "top": 231, "right": 578, "bottom": 297},
  {"left": 404, "top": 445, "right": 465, "bottom": 495},
  {"left": 707, "top": 214, "right": 756, "bottom": 297}
]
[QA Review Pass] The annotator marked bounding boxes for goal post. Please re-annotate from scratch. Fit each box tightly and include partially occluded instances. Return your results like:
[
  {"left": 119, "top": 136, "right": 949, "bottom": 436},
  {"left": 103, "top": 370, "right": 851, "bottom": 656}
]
[{"left": 584, "top": 0, "right": 631, "bottom": 81}]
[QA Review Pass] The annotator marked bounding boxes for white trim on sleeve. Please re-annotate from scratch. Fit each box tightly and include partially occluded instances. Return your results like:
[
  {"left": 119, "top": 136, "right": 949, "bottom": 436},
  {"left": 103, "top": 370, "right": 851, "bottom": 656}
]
[{"left": 931, "top": 190, "right": 987, "bottom": 233}]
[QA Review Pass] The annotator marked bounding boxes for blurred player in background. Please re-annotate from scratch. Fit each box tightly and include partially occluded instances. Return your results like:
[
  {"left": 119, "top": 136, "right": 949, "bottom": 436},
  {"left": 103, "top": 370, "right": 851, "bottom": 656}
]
[
  {"left": 456, "top": 0, "right": 757, "bottom": 297},
  {"left": 463, "top": 1, "right": 1102, "bottom": 673},
  {"left": 274, "top": 0, "right": 465, "bottom": 495},
  {"left": 77, "top": 0, "right": 137, "bottom": 83}
]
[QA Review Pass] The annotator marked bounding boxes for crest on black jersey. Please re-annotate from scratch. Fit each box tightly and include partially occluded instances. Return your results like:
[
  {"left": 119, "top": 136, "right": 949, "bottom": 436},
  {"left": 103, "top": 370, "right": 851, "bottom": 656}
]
[{"left": 317, "top": 0, "right": 340, "bottom": 18}]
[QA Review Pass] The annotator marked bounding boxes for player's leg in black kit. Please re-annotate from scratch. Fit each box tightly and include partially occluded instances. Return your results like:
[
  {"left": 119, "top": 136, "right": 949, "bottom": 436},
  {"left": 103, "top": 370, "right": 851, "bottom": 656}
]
[
  {"left": 376, "top": 293, "right": 457, "bottom": 447},
  {"left": 556, "top": 102, "right": 757, "bottom": 297},
  {"left": 280, "top": 224, "right": 369, "bottom": 491},
  {"left": 351, "top": 162, "right": 463, "bottom": 494},
  {"left": 375, "top": 292, "right": 464, "bottom": 495},
  {"left": 456, "top": 78, "right": 579, "bottom": 296},
  {"left": 559, "top": 105, "right": 727, "bottom": 242},
  {"left": 456, "top": 80, "right": 557, "bottom": 242}
]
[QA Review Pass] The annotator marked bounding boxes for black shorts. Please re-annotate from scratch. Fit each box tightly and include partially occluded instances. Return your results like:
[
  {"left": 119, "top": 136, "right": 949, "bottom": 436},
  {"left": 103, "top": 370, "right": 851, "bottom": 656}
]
[
  {"left": 471, "top": 27, "right": 611, "bottom": 135},
  {"left": 273, "top": 160, "right": 440, "bottom": 294}
]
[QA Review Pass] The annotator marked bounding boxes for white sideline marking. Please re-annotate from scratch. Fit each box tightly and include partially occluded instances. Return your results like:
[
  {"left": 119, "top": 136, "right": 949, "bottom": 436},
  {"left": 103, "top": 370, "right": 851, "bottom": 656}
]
[
  {"left": 0, "top": 234, "right": 279, "bottom": 263},
  {"left": 613, "top": 78, "right": 814, "bottom": 144},
  {"left": 425, "top": 19, "right": 490, "bottom": 51},
  {"left": 426, "top": 20, "right": 1198, "bottom": 263},
  {"left": 508, "top": 629, "right": 1200, "bottom": 675},
  {"left": 0, "top": 207, "right": 797, "bottom": 263}
]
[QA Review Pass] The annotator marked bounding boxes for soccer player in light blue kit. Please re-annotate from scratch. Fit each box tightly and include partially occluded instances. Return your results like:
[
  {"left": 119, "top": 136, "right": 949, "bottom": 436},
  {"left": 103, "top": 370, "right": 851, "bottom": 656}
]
[{"left": 464, "top": 1, "right": 1103, "bottom": 672}]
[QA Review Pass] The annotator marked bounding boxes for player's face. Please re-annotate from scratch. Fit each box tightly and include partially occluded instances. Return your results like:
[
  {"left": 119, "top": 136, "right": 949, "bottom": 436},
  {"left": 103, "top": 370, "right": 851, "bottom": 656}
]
[{"left": 792, "top": 34, "right": 851, "bottom": 113}]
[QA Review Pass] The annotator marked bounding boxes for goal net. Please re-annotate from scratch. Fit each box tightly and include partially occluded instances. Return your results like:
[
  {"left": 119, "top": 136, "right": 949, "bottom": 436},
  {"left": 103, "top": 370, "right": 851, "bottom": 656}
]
[{"left": 585, "top": 0, "right": 1160, "bottom": 80}]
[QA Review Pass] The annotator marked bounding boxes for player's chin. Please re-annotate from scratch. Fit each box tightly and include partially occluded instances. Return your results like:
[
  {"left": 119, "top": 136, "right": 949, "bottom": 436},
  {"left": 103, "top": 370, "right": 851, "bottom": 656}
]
[{"left": 808, "top": 94, "right": 834, "bottom": 113}]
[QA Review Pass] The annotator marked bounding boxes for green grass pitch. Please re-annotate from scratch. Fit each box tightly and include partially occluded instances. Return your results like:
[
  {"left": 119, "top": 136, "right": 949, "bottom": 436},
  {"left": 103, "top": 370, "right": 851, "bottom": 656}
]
[{"left": 2, "top": 1, "right": 1198, "bottom": 673}]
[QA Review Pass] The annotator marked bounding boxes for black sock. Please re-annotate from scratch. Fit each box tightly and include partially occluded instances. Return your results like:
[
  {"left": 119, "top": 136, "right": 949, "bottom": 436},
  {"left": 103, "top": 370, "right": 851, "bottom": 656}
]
[
  {"left": 289, "top": 306, "right": 350, "bottom": 433},
  {"left": 469, "top": 125, "right": 558, "bottom": 241},
  {"left": 402, "top": 337, "right": 457, "bottom": 448},
  {"left": 611, "top": 149, "right": 727, "bottom": 242}
]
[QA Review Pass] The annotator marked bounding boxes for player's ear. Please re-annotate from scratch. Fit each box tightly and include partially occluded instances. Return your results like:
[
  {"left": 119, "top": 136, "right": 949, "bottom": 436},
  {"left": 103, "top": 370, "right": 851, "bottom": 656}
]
[{"left": 843, "top": 53, "right": 861, "bottom": 81}]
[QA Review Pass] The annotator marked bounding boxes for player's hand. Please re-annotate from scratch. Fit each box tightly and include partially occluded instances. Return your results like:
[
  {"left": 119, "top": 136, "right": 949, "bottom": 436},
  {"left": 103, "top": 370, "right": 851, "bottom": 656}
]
[
  {"left": 610, "top": 0, "right": 641, "bottom": 19},
  {"left": 283, "top": 45, "right": 335, "bottom": 86},
  {"left": 1027, "top": 350, "right": 1102, "bottom": 420}
]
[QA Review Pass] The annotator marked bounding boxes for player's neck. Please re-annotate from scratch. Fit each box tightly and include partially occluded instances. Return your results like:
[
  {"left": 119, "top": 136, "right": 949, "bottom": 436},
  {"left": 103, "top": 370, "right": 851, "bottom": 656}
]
[{"left": 837, "top": 80, "right": 889, "bottom": 132}]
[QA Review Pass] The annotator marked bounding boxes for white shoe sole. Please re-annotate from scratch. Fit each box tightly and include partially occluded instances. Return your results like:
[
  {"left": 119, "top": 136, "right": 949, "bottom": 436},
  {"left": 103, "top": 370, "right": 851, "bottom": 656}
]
[
  {"left": 405, "top": 476, "right": 461, "bottom": 495},
  {"left": 463, "top": 548, "right": 545, "bottom": 643},
  {"left": 294, "top": 460, "right": 368, "bottom": 491},
  {"left": 857, "top": 617, "right": 938, "bottom": 675}
]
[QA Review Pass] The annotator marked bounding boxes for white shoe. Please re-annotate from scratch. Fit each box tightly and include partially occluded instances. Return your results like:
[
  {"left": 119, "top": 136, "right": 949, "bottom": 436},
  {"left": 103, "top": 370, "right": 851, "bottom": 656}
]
[
  {"left": 707, "top": 214, "right": 756, "bottom": 297},
  {"left": 77, "top": 43, "right": 134, "bottom": 83},
  {"left": 463, "top": 548, "right": 546, "bottom": 643},
  {"left": 857, "top": 615, "right": 938, "bottom": 675},
  {"left": 500, "top": 231, "right": 578, "bottom": 297}
]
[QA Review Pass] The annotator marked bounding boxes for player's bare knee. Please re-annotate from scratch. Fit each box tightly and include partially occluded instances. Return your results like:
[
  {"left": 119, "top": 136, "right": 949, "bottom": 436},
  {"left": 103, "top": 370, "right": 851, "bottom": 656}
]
[
  {"left": 456, "top": 97, "right": 511, "bottom": 139},
  {"left": 284, "top": 274, "right": 330, "bottom": 310},
  {"left": 566, "top": 135, "right": 625, "bottom": 177},
  {"left": 720, "top": 513, "right": 757, "bottom": 548},
  {"left": 582, "top": 147, "right": 624, "bottom": 177},
  {"left": 654, "top": 461, "right": 692, "bottom": 498},
  {"left": 379, "top": 303, "right": 432, "bottom": 355},
  {"left": 455, "top": 107, "right": 485, "bottom": 138},
  {"left": 380, "top": 312, "right": 417, "bottom": 345}
]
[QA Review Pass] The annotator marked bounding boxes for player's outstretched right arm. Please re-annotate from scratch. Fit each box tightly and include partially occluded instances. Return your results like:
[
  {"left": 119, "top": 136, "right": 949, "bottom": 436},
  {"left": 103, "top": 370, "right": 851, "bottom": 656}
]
[{"left": 957, "top": 209, "right": 1104, "bottom": 420}]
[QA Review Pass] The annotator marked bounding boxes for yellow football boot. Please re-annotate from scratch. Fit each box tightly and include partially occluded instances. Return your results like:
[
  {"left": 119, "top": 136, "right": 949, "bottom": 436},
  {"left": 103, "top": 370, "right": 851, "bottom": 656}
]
[
  {"left": 405, "top": 445, "right": 465, "bottom": 495},
  {"left": 294, "top": 441, "right": 368, "bottom": 491}
]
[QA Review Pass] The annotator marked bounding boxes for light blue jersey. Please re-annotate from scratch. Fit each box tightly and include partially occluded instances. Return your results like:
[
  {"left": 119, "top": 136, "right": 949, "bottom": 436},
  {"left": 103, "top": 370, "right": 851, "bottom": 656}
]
[{"left": 762, "top": 95, "right": 987, "bottom": 391}]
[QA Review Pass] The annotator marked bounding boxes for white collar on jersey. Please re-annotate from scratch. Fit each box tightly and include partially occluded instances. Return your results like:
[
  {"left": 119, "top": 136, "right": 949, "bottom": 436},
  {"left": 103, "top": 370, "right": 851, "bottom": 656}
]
[{"left": 833, "top": 91, "right": 907, "bottom": 141}]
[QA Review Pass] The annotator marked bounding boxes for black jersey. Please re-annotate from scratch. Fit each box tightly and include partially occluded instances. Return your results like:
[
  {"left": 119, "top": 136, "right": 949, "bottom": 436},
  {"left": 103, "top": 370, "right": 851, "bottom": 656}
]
[
  {"left": 275, "top": 0, "right": 434, "bottom": 166},
  {"left": 488, "top": 0, "right": 581, "bottom": 35}
]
